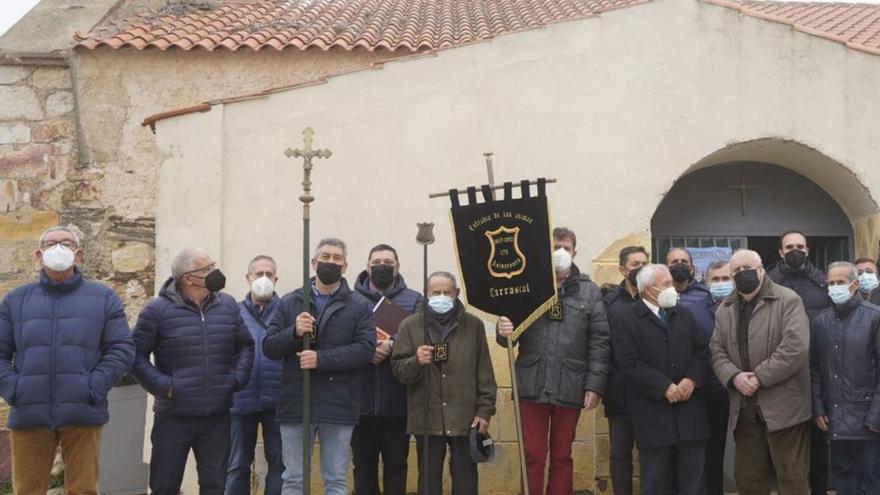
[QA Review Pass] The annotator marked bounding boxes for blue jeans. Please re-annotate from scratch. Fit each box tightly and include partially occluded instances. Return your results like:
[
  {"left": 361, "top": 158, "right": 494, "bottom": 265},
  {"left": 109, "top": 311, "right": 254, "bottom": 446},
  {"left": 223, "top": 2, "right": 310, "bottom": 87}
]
[
  {"left": 226, "top": 411, "right": 283, "bottom": 495},
  {"left": 830, "top": 440, "right": 880, "bottom": 495},
  {"left": 279, "top": 423, "right": 354, "bottom": 495}
]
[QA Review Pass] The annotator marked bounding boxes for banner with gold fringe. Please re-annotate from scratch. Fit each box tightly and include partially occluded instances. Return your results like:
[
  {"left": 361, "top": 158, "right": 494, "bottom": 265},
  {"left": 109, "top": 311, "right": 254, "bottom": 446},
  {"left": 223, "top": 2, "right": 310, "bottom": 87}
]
[{"left": 448, "top": 179, "right": 557, "bottom": 341}]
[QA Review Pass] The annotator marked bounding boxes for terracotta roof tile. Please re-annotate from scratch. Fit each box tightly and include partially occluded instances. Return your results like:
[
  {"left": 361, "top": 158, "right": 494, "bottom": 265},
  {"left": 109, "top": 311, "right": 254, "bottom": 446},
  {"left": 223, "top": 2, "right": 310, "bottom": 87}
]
[
  {"left": 74, "top": 0, "right": 650, "bottom": 52},
  {"left": 709, "top": 1, "right": 880, "bottom": 56}
]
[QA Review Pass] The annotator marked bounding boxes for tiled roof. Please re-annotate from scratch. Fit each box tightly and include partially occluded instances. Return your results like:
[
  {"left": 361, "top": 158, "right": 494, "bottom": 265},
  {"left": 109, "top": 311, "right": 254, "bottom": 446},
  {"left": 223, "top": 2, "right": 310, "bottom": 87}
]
[
  {"left": 711, "top": 0, "right": 880, "bottom": 56},
  {"left": 73, "top": 0, "right": 650, "bottom": 52}
]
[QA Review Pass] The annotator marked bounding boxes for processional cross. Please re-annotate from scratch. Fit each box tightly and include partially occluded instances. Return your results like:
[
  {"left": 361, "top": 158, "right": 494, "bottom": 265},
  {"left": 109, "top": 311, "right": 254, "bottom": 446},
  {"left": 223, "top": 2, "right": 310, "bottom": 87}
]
[
  {"left": 283, "top": 127, "right": 331, "bottom": 495},
  {"left": 285, "top": 127, "right": 332, "bottom": 220}
]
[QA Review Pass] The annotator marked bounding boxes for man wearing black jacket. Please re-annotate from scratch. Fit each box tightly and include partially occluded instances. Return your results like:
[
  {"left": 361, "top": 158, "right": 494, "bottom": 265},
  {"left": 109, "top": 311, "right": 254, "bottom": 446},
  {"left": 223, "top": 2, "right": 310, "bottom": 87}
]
[
  {"left": 264, "top": 238, "right": 375, "bottom": 495},
  {"left": 767, "top": 230, "right": 831, "bottom": 495},
  {"left": 351, "top": 244, "right": 423, "bottom": 495},
  {"left": 603, "top": 245, "right": 648, "bottom": 495},
  {"left": 612, "top": 264, "right": 710, "bottom": 495},
  {"left": 497, "top": 227, "right": 610, "bottom": 495}
]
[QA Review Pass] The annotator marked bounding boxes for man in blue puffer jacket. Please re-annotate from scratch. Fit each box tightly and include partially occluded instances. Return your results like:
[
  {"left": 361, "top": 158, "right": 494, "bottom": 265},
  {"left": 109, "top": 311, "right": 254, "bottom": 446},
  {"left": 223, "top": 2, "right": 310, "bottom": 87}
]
[
  {"left": 811, "top": 261, "right": 880, "bottom": 495},
  {"left": 226, "top": 255, "right": 284, "bottom": 495},
  {"left": 0, "top": 226, "right": 134, "bottom": 495},
  {"left": 352, "top": 244, "right": 423, "bottom": 495},
  {"left": 132, "top": 247, "right": 254, "bottom": 495},
  {"left": 264, "top": 238, "right": 375, "bottom": 495}
]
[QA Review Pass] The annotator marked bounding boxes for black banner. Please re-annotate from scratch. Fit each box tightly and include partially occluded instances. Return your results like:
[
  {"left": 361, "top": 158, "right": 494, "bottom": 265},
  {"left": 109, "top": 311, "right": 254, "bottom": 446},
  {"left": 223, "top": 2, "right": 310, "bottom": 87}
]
[{"left": 449, "top": 179, "right": 557, "bottom": 340}]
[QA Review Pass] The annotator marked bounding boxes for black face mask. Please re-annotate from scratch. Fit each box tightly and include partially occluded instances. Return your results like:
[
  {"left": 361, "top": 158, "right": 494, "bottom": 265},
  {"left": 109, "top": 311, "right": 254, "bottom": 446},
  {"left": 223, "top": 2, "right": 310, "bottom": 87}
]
[
  {"left": 370, "top": 264, "right": 395, "bottom": 290},
  {"left": 669, "top": 263, "right": 692, "bottom": 283},
  {"left": 193, "top": 269, "right": 226, "bottom": 292},
  {"left": 316, "top": 261, "right": 343, "bottom": 285},
  {"left": 784, "top": 249, "right": 807, "bottom": 269},
  {"left": 626, "top": 266, "right": 642, "bottom": 287},
  {"left": 734, "top": 269, "right": 761, "bottom": 294}
]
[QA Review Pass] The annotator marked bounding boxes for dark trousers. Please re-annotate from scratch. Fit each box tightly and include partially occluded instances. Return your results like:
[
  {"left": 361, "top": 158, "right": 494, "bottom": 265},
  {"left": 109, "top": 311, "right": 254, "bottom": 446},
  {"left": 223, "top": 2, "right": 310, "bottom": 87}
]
[
  {"left": 414, "top": 435, "right": 477, "bottom": 495},
  {"left": 810, "top": 425, "right": 829, "bottom": 495},
  {"left": 351, "top": 416, "right": 410, "bottom": 495},
  {"left": 608, "top": 415, "right": 635, "bottom": 495},
  {"left": 829, "top": 440, "right": 880, "bottom": 495},
  {"left": 226, "top": 411, "right": 283, "bottom": 495},
  {"left": 150, "top": 412, "right": 232, "bottom": 495},
  {"left": 520, "top": 401, "right": 581, "bottom": 495},
  {"left": 733, "top": 416, "right": 810, "bottom": 495},
  {"left": 638, "top": 440, "right": 706, "bottom": 495},
  {"left": 705, "top": 398, "right": 729, "bottom": 495}
]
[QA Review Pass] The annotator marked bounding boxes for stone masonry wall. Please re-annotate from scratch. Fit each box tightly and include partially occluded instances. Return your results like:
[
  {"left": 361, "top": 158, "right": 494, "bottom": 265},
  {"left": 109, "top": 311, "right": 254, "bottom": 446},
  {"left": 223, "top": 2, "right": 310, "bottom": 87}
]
[{"left": 0, "top": 59, "right": 157, "bottom": 480}]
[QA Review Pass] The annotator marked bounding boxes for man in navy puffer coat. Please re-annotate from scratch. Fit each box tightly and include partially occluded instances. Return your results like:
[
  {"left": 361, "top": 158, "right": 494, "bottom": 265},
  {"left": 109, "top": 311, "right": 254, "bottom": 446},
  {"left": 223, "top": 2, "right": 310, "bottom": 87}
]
[
  {"left": 352, "top": 244, "right": 423, "bottom": 495},
  {"left": 226, "top": 255, "right": 284, "bottom": 495},
  {"left": 133, "top": 248, "right": 254, "bottom": 495},
  {"left": 0, "top": 226, "right": 134, "bottom": 495},
  {"left": 811, "top": 262, "right": 880, "bottom": 495},
  {"left": 264, "top": 238, "right": 375, "bottom": 495}
]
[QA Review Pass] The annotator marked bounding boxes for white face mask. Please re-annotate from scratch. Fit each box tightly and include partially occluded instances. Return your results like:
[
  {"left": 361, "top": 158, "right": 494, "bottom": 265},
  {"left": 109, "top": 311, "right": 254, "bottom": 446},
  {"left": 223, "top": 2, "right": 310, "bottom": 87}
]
[
  {"left": 553, "top": 248, "right": 572, "bottom": 273},
  {"left": 41, "top": 244, "right": 76, "bottom": 272},
  {"left": 655, "top": 286, "right": 679, "bottom": 309},
  {"left": 250, "top": 276, "right": 275, "bottom": 300}
]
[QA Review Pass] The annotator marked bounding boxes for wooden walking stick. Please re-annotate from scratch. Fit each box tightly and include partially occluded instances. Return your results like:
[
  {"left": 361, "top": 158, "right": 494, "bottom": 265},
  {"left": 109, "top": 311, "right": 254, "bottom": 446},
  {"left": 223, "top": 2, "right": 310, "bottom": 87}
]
[
  {"left": 416, "top": 222, "right": 435, "bottom": 495},
  {"left": 284, "top": 127, "right": 331, "bottom": 495}
]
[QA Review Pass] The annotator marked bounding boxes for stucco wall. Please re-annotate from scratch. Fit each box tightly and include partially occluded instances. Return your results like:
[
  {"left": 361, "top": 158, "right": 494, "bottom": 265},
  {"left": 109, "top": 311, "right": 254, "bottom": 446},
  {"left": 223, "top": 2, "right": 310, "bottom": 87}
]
[
  {"left": 153, "top": 0, "right": 880, "bottom": 492},
  {"left": 0, "top": 43, "right": 394, "bottom": 491}
]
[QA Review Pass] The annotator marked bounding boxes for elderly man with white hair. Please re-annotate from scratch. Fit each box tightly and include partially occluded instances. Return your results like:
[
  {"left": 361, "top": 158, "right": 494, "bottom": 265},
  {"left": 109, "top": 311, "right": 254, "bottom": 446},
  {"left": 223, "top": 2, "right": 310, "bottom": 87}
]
[
  {"left": 0, "top": 225, "right": 134, "bottom": 495},
  {"left": 132, "top": 247, "right": 255, "bottom": 495},
  {"left": 811, "top": 261, "right": 880, "bottom": 495},
  {"left": 611, "top": 263, "right": 710, "bottom": 495},
  {"left": 710, "top": 249, "right": 811, "bottom": 495}
]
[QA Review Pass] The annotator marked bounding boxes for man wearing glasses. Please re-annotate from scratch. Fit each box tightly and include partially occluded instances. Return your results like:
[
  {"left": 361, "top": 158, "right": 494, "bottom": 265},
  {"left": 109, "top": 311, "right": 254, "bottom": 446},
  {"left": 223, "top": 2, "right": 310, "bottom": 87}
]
[
  {"left": 264, "top": 238, "right": 375, "bottom": 495},
  {"left": 132, "top": 247, "right": 255, "bottom": 495},
  {"left": 351, "top": 244, "right": 423, "bottom": 495},
  {"left": 0, "top": 225, "right": 135, "bottom": 495}
]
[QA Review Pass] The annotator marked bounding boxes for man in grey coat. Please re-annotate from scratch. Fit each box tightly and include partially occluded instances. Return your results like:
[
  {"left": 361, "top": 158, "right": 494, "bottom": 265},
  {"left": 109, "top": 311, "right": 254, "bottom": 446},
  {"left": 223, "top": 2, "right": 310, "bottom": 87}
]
[
  {"left": 497, "top": 227, "right": 610, "bottom": 495},
  {"left": 710, "top": 249, "right": 811, "bottom": 495}
]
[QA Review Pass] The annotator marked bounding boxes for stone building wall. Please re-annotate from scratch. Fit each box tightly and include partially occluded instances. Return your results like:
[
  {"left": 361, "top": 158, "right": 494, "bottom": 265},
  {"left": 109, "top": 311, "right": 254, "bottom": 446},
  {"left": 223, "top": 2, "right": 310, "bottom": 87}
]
[{"left": 0, "top": 57, "right": 159, "bottom": 481}]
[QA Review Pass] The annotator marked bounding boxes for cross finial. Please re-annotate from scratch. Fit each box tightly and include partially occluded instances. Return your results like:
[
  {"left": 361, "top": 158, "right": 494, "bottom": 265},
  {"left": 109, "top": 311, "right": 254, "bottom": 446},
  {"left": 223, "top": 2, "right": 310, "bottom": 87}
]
[{"left": 284, "top": 127, "right": 332, "bottom": 213}]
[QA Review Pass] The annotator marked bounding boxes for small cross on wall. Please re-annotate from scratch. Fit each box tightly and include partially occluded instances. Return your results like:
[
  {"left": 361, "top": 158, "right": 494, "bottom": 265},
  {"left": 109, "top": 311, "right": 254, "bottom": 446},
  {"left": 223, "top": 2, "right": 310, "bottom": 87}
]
[{"left": 728, "top": 177, "right": 757, "bottom": 217}]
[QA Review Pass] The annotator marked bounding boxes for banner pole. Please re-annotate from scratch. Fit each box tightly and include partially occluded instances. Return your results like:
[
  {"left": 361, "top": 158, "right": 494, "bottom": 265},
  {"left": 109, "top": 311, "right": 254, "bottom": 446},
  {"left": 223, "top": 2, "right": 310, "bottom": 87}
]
[
  {"left": 483, "top": 154, "right": 530, "bottom": 495},
  {"left": 507, "top": 336, "right": 530, "bottom": 495}
]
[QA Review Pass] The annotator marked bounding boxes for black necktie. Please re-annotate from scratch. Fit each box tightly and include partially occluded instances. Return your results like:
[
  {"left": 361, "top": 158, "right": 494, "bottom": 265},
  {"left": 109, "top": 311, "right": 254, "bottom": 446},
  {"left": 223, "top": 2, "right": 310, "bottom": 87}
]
[{"left": 658, "top": 308, "right": 669, "bottom": 325}]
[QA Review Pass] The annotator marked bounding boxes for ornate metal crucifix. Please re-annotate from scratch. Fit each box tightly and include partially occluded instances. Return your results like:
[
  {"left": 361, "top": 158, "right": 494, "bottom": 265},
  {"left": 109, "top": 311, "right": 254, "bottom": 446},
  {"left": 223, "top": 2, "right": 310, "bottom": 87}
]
[
  {"left": 285, "top": 127, "right": 332, "bottom": 220},
  {"left": 283, "top": 127, "right": 331, "bottom": 495}
]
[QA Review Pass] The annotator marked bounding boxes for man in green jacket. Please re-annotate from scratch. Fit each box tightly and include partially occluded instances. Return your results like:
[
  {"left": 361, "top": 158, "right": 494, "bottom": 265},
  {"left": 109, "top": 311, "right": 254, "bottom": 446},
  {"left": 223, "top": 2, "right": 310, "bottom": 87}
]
[{"left": 391, "top": 271, "right": 497, "bottom": 495}]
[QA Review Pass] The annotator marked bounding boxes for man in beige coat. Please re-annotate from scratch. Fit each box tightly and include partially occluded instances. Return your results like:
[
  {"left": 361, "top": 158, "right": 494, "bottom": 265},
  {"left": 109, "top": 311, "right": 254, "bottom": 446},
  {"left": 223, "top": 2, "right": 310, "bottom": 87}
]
[{"left": 710, "top": 249, "right": 811, "bottom": 495}]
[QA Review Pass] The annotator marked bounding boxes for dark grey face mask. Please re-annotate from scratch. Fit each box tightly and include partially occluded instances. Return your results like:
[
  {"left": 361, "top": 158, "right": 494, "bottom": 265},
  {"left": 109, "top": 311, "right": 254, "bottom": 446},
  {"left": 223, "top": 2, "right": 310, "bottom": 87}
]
[
  {"left": 316, "top": 262, "right": 343, "bottom": 285},
  {"left": 204, "top": 269, "right": 226, "bottom": 292},
  {"left": 734, "top": 269, "right": 760, "bottom": 294},
  {"left": 370, "top": 264, "right": 395, "bottom": 290},
  {"left": 784, "top": 249, "right": 807, "bottom": 269}
]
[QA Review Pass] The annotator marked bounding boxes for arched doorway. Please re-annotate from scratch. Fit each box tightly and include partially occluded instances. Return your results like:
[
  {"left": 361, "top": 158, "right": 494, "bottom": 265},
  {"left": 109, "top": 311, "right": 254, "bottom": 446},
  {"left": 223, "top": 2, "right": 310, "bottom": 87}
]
[{"left": 651, "top": 161, "right": 854, "bottom": 272}]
